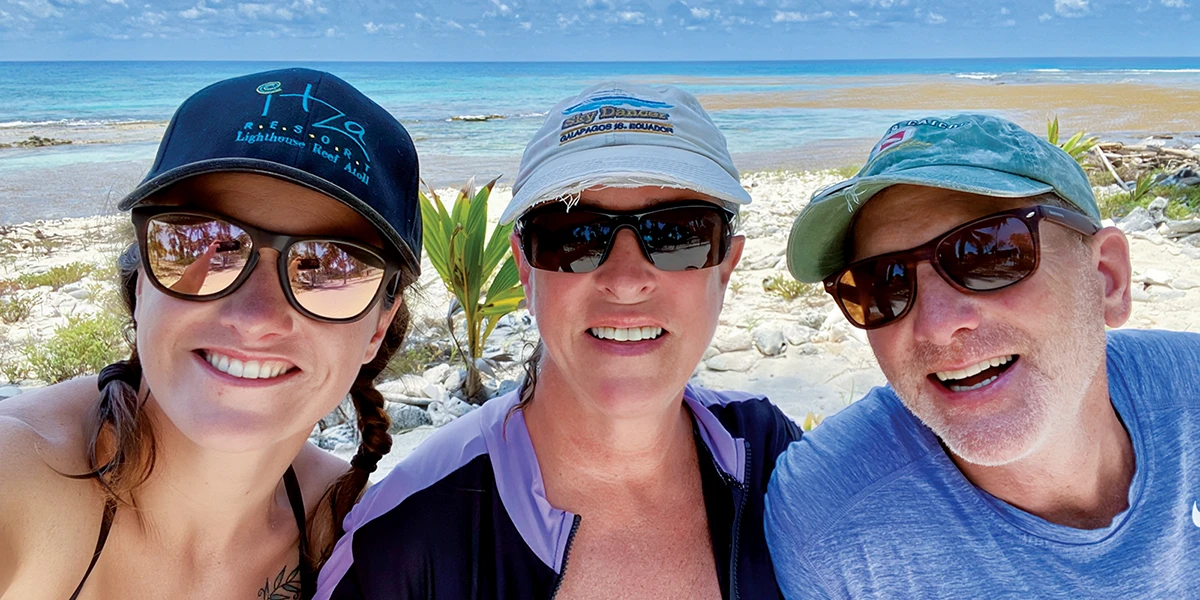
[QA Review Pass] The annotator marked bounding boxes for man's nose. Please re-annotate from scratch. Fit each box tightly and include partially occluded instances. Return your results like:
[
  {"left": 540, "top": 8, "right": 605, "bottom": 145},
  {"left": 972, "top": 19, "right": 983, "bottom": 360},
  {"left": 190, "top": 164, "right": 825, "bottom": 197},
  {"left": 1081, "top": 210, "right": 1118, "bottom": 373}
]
[{"left": 908, "top": 262, "right": 981, "bottom": 346}]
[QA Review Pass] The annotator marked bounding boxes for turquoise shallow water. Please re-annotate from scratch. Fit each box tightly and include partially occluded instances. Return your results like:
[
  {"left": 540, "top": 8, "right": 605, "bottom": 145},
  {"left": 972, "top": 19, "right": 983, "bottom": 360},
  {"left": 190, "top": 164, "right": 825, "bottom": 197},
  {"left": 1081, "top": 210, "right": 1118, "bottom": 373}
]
[{"left": 2, "top": 59, "right": 1199, "bottom": 222}]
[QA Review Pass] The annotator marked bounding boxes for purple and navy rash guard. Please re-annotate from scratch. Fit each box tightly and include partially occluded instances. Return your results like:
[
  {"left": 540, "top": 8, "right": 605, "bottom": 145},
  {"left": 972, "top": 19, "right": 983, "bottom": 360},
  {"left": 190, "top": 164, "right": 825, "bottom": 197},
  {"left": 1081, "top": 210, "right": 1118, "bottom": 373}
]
[{"left": 315, "top": 384, "right": 802, "bottom": 600}]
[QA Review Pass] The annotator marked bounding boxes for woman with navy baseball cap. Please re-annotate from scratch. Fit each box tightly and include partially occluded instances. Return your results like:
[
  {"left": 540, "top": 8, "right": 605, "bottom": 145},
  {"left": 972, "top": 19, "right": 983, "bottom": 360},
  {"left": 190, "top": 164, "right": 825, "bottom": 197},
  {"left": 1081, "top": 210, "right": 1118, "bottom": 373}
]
[
  {"left": 317, "top": 82, "right": 800, "bottom": 599},
  {"left": 0, "top": 68, "right": 421, "bottom": 599}
]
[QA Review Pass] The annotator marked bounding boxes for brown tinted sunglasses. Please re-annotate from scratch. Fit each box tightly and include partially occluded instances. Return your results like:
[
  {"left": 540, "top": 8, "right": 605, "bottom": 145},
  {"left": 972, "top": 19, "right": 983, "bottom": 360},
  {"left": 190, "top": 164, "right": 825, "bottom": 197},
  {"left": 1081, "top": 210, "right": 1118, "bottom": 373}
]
[{"left": 825, "top": 204, "right": 1100, "bottom": 330}]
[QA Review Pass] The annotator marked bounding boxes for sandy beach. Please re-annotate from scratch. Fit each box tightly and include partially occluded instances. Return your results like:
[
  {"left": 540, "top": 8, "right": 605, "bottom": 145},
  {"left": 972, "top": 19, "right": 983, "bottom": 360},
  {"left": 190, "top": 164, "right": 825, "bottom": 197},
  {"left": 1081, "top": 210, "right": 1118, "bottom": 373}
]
[{"left": 4, "top": 164, "right": 1200, "bottom": 477}]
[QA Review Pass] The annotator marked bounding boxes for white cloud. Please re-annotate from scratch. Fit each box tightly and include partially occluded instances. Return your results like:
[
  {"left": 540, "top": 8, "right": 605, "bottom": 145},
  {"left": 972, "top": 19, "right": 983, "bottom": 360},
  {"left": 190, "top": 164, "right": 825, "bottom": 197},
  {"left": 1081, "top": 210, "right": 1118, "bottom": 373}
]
[
  {"left": 1002, "top": 18, "right": 1015, "bottom": 25},
  {"left": 1038, "top": 11, "right": 1052, "bottom": 20},
  {"left": 488, "top": 0, "right": 510, "bottom": 14},
  {"left": 237, "top": 3, "right": 292, "bottom": 19},
  {"left": 1000, "top": 7, "right": 1010, "bottom": 14},
  {"left": 616, "top": 10, "right": 644, "bottom": 23},
  {"left": 925, "top": 10, "right": 945, "bottom": 23},
  {"left": 690, "top": 6, "right": 710, "bottom": 19},
  {"left": 324, "top": 26, "right": 333, "bottom": 35},
  {"left": 772, "top": 10, "right": 832, "bottom": 22},
  {"left": 519, "top": 20, "right": 531, "bottom": 29},
  {"left": 16, "top": 0, "right": 63, "bottom": 18},
  {"left": 1054, "top": 0, "right": 1089, "bottom": 17},
  {"left": 179, "top": 1, "right": 217, "bottom": 19},
  {"left": 1162, "top": 0, "right": 1186, "bottom": 7},
  {"left": 363, "top": 21, "right": 401, "bottom": 33},
  {"left": 444, "top": 18, "right": 463, "bottom": 28}
]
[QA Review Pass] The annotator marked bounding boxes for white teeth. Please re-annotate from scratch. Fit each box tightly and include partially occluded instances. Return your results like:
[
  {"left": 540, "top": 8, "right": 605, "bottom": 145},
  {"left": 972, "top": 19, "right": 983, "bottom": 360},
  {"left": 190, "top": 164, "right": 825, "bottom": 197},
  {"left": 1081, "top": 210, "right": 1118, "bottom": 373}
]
[
  {"left": 935, "top": 355, "right": 1015, "bottom": 383},
  {"left": 204, "top": 351, "right": 293, "bottom": 380},
  {"left": 949, "top": 375, "right": 999, "bottom": 393},
  {"left": 589, "top": 326, "right": 664, "bottom": 342}
]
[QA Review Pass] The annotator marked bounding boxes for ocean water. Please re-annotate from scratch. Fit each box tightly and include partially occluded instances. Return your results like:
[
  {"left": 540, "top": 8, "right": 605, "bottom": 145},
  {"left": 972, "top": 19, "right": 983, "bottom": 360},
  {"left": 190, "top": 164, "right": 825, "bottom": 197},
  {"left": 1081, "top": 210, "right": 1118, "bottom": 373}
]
[{"left": 2, "top": 58, "right": 1200, "bottom": 222}]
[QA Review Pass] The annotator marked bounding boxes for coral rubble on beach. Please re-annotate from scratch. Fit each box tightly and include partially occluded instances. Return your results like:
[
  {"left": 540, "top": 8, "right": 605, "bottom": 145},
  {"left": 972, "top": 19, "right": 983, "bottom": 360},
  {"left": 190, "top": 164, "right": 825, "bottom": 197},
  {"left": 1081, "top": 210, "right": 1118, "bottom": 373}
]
[{"left": 4, "top": 169, "right": 1200, "bottom": 480}]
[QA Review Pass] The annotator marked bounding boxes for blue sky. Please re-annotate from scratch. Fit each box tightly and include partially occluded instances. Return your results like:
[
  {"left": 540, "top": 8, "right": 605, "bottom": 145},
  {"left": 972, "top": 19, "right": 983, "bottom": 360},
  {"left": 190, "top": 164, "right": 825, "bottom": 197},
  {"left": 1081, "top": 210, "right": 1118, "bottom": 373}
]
[{"left": 1, "top": 0, "right": 1196, "bottom": 61}]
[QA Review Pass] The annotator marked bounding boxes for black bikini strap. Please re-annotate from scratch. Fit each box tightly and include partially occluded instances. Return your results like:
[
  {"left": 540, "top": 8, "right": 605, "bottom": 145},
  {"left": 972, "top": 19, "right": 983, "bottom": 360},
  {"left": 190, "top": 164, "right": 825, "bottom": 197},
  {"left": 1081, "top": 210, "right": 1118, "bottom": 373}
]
[
  {"left": 68, "top": 497, "right": 117, "bottom": 600},
  {"left": 282, "top": 465, "right": 315, "bottom": 600}
]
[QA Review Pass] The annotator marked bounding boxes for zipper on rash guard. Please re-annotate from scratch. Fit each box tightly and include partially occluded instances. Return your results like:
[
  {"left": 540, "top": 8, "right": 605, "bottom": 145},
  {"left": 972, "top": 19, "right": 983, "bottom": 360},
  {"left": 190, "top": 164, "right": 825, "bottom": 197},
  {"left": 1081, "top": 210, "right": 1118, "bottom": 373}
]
[
  {"left": 549, "top": 514, "right": 582, "bottom": 600},
  {"left": 727, "top": 440, "right": 751, "bottom": 600}
]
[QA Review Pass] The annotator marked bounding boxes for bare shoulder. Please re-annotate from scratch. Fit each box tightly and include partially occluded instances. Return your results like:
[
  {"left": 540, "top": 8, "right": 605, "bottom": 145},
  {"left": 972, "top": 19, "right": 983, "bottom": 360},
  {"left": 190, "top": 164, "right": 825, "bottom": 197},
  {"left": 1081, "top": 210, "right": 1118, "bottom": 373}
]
[
  {"left": 292, "top": 441, "right": 350, "bottom": 511},
  {"left": 0, "top": 377, "right": 103, "bottom": 591},
  {"left": 0, "top": 376, "right": 98, "bottom": 469}
]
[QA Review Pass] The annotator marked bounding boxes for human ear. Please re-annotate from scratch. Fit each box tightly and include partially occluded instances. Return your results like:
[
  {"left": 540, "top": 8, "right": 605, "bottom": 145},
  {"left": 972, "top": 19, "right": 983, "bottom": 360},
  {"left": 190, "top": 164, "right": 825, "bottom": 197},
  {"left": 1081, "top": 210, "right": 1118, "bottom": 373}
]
[
  {"left": 362, "top": 301, "right": 401, "bottom": 365},
  {"left": 1091, "top": 227, "right": 1132, "bottom": 328}
]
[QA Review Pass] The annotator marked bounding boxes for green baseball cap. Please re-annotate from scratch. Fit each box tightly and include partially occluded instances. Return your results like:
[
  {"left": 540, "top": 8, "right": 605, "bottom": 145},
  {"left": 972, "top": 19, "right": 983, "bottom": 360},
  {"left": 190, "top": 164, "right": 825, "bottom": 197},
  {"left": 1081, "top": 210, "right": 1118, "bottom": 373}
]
[{"left": 786, "top": 113, "right": 1101, "bottom": 283}]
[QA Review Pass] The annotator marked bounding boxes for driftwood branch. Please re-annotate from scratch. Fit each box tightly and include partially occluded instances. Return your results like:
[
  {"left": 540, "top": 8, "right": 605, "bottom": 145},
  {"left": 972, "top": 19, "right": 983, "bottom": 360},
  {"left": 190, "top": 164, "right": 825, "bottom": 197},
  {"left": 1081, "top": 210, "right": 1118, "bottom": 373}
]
[{"left": 1093, "top": 146, "right": 1128, "bottom": 190}]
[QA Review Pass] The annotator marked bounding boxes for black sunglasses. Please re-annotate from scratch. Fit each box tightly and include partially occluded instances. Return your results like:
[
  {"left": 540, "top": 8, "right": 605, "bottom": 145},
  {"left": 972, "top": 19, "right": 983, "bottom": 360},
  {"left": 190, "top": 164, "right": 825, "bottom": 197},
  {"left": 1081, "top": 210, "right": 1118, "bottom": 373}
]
[
  {"left": 515, "top": 201, "right": 735, "bottom": 273},
  {"left": 131, "top": 207, "right": 405, "bottom": 323},
  {"left": 825, "top": 204, "right": 1100, "bottom": 330}
]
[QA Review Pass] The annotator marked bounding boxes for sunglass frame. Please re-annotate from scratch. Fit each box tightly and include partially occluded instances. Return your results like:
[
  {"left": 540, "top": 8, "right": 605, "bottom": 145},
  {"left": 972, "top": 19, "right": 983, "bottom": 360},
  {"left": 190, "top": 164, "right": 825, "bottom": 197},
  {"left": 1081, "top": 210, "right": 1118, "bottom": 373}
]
[
  {"left": 824, "top": 204, "right": 1101, "bottom": 330},
  {"left": 515, "top": 201, "right": 736, "bottom": 273},
  {"left": 131, "top": 206, "right": 405, "bottom": 323}
]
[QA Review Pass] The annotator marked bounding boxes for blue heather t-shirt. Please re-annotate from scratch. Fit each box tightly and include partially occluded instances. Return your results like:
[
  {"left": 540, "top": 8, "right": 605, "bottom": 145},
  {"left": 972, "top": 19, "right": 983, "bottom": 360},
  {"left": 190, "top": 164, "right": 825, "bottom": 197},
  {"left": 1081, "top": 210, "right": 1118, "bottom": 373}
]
[{"left": 765, "top": 329, "right": 1200, "bottom": 599}]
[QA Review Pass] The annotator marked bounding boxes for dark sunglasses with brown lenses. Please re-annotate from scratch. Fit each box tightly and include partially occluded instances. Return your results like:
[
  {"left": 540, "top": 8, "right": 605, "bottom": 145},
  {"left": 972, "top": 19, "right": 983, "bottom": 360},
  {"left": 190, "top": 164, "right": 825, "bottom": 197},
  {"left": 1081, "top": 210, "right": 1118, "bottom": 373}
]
[
  {"left": 131, "top": 207, "right": 406, "bottom": 323},
  {"left": 825, "top": 204, "right": 1100, "bottom": 330}
]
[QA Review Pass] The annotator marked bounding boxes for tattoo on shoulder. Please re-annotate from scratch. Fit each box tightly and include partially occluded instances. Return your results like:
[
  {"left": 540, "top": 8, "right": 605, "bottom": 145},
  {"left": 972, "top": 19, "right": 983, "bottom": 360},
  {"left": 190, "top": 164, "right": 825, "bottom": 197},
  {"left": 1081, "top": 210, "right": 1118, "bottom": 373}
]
[{"left": 258, "top": 565, "right": 301, "bottom": 600}]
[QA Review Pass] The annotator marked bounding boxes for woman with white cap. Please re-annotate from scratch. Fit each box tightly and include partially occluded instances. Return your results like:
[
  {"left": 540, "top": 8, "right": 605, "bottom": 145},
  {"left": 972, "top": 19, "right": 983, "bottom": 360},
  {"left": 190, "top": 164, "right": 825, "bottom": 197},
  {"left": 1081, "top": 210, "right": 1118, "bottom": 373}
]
[
  {"left": 0, "top": 68, "right": 422, "bottom": 600},
  {"left": 317, "top": 82, "right": 800, "bottom": 600}
]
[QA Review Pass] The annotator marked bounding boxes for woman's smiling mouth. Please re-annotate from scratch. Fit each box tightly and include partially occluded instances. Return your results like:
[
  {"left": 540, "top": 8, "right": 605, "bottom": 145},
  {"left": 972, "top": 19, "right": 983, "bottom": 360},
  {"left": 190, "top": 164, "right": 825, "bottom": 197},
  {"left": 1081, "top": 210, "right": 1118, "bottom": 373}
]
[
  {"left": 198, "top": 349, "right": 297, "bottom": 380},
  {"left": 588, "top": 326, "right": 666, "bottom": 342}
]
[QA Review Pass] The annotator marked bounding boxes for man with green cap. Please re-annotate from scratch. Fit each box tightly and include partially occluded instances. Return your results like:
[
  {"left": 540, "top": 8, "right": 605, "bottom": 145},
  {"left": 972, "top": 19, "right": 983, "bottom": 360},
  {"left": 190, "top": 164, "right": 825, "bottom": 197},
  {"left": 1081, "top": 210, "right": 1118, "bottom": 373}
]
[{"left": 763, "top": 114, "right": 1200, "bottom": 597}]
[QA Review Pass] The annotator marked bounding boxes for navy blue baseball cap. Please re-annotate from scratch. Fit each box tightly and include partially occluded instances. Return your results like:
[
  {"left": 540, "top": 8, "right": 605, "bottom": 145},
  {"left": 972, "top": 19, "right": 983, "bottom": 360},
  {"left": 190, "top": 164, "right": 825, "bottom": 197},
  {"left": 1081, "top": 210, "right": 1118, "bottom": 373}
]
[{"left": 119, "top": 68, "right": 421, "bottom": 274}]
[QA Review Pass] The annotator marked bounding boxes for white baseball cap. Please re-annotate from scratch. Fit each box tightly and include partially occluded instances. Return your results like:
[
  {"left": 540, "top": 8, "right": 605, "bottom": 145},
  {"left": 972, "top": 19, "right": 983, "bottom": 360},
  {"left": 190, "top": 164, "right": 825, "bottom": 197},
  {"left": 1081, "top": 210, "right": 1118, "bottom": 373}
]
[{"left": 499, "top": 81, "right": 752, "bottom": 225}]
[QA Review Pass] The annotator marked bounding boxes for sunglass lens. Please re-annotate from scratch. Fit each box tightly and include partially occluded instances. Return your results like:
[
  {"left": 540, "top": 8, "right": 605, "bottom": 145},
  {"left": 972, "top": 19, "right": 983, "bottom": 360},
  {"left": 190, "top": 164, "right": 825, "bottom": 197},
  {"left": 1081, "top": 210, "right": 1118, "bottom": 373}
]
[
  {"left": 640, "top": 207, "right": 727, "bottom": 271},
  {"left": 287, "top": 241, "right": 387, "bottom": 320},
  {"left": 834, "top": 259, "right": 913, "bottom": 328},
  {"left": 145, "top": 214, "right": 253, "bottom": 296},
  {"left": 524, "top": 211, "right": 612, "bottom": 273},
  {"left": 938, "top": 216, "right": 1036, "bottom": 291}
]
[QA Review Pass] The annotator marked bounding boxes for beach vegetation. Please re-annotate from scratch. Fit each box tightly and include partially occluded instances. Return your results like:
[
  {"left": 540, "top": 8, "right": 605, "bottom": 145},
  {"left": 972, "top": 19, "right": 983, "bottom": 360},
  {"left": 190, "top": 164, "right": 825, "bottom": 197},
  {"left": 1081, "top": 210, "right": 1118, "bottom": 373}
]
[
  {"left": 23, "top": 313, "right": 128, "bottom": 383},
  {"left": 0, "top": 294, "right": 38, "bottom": 324},
  {"left": 801, "top": 411, "right": 824, "bottom": 431},
  {"left": 419, "top": 177, "right": 526, "bottom": 404},
  {"left": 762, "top": 273, "right": 822, "bottom": 302},
  {"left": 0, "top": 342, "right": 27, "bottom": 383},
  {"left": 1095, "top": 170, "right": 1200, "bottom": 221},
  {"left": 1047, "top": 117, "right": 1099, "bottom": 165},
  {"left": 13, "top": 261, "right": 94, "bottom": 291},
  {"left": 831, "top": 164, "right": 862, "bottom": 179}
]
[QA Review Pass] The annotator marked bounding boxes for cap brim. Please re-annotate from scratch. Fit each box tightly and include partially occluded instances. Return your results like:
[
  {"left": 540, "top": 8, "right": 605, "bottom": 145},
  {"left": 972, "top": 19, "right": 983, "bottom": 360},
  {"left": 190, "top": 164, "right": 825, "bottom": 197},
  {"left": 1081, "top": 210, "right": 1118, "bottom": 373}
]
[
  {"left": 786, "top": 165, "right": 1054, "bottom": 283},
  {"left": 500, "top": 144, "right": 752, "bottom": 224},
  {"left": 118, "top": 158, "right": 421, "bottom": 276}
]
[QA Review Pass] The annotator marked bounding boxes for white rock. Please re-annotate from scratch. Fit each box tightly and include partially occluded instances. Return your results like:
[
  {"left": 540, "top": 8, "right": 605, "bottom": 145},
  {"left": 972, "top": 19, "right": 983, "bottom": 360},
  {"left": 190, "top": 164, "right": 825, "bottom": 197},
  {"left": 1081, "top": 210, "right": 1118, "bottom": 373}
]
[
  {"left": 1131, "top": 287, "right": 1152, "bottom": 302},
  {"left": 376, "top": 374, "right": 433, "bottom": 398},
  {"left": 1117, "top": 207, "right": 1154, "bottom": 233},
  {"left": 386, "top": 401, "right": 433, "bottom": 434},
  {"left": 446, "top": 398, "right": 477, "bottom": 417},
  {"left": 712, "top": 326, "right": 753, "bottom": 353},
  {"left": 423, "top": 384, "right": 449, "bottom": 404},
  {"left": 1165, "top": 219, "right": 1200, "bottom": 235},
  {"left": 705, "top": 351, "right": 758, "bottom": 372},
  {"left": 0, "top": 386, "right": 21, "bottom": 400},
  {"left": 782, "top": 323, "right": 817, "bottom": 346},
  {"left": 423, "top": 363, "right": 452, "bottom": 383},
  {"left": 1171, "top": 278, "right": 1199, "bottom": 290},
  {"left": 1147, "top": 197, "right": 1169, "bottom": 225},
  {"left": 1143, "top": 269, "right": 1174, "bottom": 286},
  {"left": 444, "top": 368, "right": 465, "bottom": 392},
  {"left": 752, "top": 328, "right": 787, "bottom": 357},
  {"left": 316, "top": 423, "right": 359, "bottom": 452}
]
